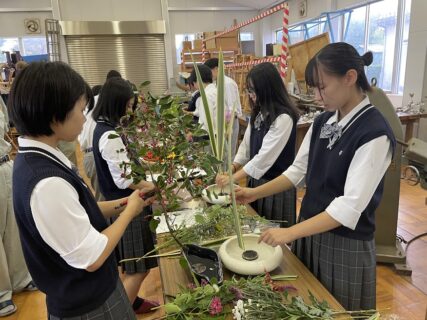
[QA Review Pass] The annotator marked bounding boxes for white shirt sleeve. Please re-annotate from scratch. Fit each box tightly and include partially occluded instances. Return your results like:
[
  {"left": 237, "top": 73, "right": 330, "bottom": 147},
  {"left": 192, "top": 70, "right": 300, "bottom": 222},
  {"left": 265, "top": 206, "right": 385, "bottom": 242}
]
[
  {"left": 99, "top": 131, "right": 133, "bottom": 189},
  {"left": 234, "top": 123, "right": 251, "bottom": 166},
  {"left": 242, "top": 114, "right": 294, "bottom": 180},
  {"left": 193, "top": 97, "right": 200, "bottom": 117},
  {"left": 30, "top": 177, "right": 108, "bottom": 269},
  {"left": 283, "top": 124, "right": 313, "bottom": 187},
  {"left": 325, "top": 135, "right": 392, "bottom": 230},
  {"left": 225, "top": 77, "right": 242, "bottom": 117}
]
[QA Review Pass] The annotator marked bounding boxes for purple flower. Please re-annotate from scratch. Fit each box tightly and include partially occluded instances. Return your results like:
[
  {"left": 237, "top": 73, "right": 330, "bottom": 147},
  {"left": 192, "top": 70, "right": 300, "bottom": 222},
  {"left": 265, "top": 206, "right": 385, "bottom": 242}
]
[
  {"left": 209, "top": 296, "right": 223, "bottom": 315},
  {"left": 229, "top": 286, "right": 244, "bottom": 300}
]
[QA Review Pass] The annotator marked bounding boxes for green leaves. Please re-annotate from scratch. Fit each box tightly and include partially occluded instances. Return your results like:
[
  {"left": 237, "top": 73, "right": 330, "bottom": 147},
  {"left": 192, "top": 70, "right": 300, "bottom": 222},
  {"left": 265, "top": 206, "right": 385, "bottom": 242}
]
[
  {"left": 164, "top": 303, "right": 182, "bottom": 314},
  {"left": 149, "top": 218, "right": 160, "bottom": 232},
  {"left": 216, "top": 51, "right": 226, "bottom": 162},
  {"left": 192, "top": 56, "right": 218, "bottom": 159},
  {"left": 107, "top": 134, "right": 120, "bottom": 139}
]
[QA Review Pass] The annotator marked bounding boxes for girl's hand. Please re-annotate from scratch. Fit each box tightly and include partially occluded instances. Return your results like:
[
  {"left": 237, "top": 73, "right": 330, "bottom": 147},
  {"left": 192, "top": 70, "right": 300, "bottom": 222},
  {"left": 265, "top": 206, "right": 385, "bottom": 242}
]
[
  {"left": 216, "top": 173, "right": 230, "bottom": 187},
  {"left": 125, "top": 190, "right": 147, "bottom": 218},
  {"left": 234, "top": 186, "right": 258, "bottom": 204},
  {"left": 258, "top": 228, "right": 295, "bottom": 246},
  {"left": 137, "top": 180, "right": 155, "bottom": 194}
]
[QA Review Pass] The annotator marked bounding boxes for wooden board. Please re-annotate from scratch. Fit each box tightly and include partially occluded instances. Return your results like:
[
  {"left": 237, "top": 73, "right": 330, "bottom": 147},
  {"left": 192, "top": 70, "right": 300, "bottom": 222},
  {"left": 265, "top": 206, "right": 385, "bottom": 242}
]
[{"left": 288, "top": 33, "right": 330, "bottom": 90}]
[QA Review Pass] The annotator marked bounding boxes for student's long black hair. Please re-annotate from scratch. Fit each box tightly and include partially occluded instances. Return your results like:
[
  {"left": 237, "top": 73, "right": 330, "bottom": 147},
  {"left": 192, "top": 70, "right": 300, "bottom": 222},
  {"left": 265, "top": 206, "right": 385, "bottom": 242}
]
[
  {"left": 305, "top": 42, "right": 373, "bottom": 93},
  {"left": 247, "top": 62, "right": 299, "bottom": 128},
  {"left": 92, "top": 77, "right": 134, "bottom": 125}
]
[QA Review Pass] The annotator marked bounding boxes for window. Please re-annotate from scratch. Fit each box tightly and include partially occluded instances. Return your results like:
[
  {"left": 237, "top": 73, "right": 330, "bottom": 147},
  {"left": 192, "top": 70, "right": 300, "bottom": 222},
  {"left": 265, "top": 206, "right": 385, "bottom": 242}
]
[
  {"left": 22, "top": 37, "right": 47, "bottom": 56},
  {"left": 0, "top": 38, "right": 19, "bottom": 63},
  {"left": 344, "top": 6, "right": 367, "bottom": 56},
  {"left": 240, "top": 32, "right": 254, "bottom": 41},
  {"left": 345, "top": 0, "right": 399, "bottom": 91},
  {"left": 1, "top": 37, "right": 47, "bottom": 63},
  {"left": 274, "top": 0, "right": 411, "bottom": 94},
  {"left": 399, "top": 0, "right": 411, "bottom": 94},
  {"left": 175, "top": 34, "right": 196, "bottom": 64}
]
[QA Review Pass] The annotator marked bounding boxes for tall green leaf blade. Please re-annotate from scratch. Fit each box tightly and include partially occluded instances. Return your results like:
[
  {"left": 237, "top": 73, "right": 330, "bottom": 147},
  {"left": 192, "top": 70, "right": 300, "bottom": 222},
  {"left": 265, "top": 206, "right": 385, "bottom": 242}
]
[
  {"left": 191, "top": 55, "right": 218, "bottom": 159},
  {"left": 216, "top": 51, "right": 226, "bottom": 162},
  {"left": 227, "top": 103, "right": 244, "bottom": 250}
]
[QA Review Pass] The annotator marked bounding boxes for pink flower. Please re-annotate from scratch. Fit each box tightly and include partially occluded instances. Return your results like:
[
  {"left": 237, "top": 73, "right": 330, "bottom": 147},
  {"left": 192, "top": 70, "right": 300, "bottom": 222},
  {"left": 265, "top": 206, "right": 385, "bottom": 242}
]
[
  {"left": 187, "top": 283, "right": 196, "bottom": 290},
  {"left": 225, "top": 111, "right": 232, "bottom": 123},
  {"left": 200, "top": 279, "right": 208, "bottom": 286},
  {"left": 209, "top": 297, "right": 223, "bottom": 315}
]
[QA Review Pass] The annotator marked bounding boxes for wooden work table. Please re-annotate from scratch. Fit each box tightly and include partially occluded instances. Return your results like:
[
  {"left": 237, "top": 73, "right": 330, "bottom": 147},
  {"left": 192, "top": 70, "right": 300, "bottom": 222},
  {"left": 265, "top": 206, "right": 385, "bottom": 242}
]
[
  {"left": 156, "top": 204, "right": 346, "bottom": 317},
  {"left": 397, "top": 112, "right": 427, "bottom": 142}
]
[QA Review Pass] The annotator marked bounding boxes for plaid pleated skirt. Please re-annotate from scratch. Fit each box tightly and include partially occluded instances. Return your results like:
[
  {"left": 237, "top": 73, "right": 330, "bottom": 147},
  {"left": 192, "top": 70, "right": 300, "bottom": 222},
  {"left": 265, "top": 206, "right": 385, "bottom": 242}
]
[
  {"left": 49, "top": 279, "right": 136, "bottom": 320},
  {"left": 248, "top": 177, "right": 296, "bottom": 227},
  {"left": 292, "top": 221, "right": 376, "bottom": 311},
  {"left": 111, "top": 206, "right": 157, "bottom": 274}
]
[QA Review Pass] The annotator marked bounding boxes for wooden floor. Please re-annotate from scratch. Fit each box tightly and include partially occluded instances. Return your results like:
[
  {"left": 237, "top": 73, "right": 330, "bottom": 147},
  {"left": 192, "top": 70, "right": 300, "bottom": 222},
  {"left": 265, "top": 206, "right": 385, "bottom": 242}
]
[{"left": 4, "top": 149, "right": 427, "bottom": 319}]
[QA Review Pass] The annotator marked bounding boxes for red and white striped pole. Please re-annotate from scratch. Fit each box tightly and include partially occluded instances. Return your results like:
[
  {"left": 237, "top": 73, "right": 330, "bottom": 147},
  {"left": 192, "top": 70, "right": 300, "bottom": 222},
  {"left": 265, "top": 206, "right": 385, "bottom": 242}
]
[
  {"left": 225, "top": 56, "right": 281, "bottom": 69},
  {"left": 201, "top": 37, "right": 207, "bottom": 63},
  {"left": 280, "top": 3, "right": 289, "bottom": 80}
]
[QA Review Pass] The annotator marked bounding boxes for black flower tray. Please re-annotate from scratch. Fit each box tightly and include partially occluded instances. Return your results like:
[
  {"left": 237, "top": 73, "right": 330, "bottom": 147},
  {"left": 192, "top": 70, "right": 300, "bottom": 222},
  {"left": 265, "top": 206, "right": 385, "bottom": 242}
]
[{"left": 182, "top": 244, "right": 224, "bottom": 285}]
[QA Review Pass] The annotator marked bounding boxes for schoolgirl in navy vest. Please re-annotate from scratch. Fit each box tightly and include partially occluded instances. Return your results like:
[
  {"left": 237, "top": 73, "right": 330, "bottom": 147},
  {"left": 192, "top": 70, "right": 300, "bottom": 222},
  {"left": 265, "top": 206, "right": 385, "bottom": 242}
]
[
  {"left": 8, "top": 61, "right": 152, "bottom": 319},
  {"left": 217, "top": 62, "right": 299, "bottom": 227},
  {"left": 92, "top": 77, "right": 159, "bottom": 314},
  {"left": 235, "top": 43, "right": 396, "bottom": 311}
]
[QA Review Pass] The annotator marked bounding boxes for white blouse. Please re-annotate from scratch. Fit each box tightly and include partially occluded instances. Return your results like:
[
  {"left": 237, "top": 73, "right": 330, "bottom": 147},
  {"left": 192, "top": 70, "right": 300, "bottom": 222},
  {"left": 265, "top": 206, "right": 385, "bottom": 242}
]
[
  {"left": 283, "top": 96, "right": 393, "bottom": 230},
  {"left": 234, "top": 113, "right": 294, "bottom": 180},
  {"left": 78, "top": 94, "right": 99, "bottom": 151},
  {"left": 99, "top": 130, "right": 133, "bottom": 190},
  {"left": 20, "top": 138, "right": 108, "bottom": 270}
]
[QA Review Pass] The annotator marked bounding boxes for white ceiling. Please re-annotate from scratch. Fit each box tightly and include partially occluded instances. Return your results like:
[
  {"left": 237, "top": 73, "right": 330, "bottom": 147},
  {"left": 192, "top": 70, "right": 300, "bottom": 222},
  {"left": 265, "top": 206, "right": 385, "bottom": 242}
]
[{"left": 224, "top": 0, "right": 284, "bottom": 10}]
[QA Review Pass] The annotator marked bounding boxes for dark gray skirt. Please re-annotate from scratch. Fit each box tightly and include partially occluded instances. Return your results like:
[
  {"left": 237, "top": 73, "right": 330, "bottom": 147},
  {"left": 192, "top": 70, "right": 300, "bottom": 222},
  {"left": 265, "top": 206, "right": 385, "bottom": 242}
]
[
  {"left": 111, "top": 206, "right": 157, "bottom": 274},
  {"left": 292, "top": 220, "right": 376, "bottom": 311},
  {"left": 248, "top": 177, "right": 296, "bottom": 227},
  {"left": 48, "top": 279, "right": 136, "bottom": 320}
]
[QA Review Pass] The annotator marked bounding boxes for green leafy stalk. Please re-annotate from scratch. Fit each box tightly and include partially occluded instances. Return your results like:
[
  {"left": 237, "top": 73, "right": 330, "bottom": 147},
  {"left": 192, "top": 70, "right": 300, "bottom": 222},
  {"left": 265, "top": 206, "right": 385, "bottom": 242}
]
[
  {"left": 227, "top": 104, "right": 244, "bottom": 249},
  {"left": 191, "top": 53, "right": 218, "bottom": 159},
  {"left": 216, "top": 51, "right": 226, "bottom": 162}
]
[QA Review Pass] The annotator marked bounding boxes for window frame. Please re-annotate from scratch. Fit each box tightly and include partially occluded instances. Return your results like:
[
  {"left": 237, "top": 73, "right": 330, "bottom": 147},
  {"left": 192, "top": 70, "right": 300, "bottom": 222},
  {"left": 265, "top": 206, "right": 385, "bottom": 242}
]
[
  {"left": 273, "top": 0, "right": 410, "bottom": 94},
  {"left": 0, "top": 36, "right": 47, "bottom": 63}
]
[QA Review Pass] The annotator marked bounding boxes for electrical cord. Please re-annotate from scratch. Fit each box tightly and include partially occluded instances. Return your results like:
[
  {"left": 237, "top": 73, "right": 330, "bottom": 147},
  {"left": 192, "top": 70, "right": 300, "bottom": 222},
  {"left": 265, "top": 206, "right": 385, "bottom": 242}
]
[{"left": 397, "top": 233, "right": 427, "bottom": 251}]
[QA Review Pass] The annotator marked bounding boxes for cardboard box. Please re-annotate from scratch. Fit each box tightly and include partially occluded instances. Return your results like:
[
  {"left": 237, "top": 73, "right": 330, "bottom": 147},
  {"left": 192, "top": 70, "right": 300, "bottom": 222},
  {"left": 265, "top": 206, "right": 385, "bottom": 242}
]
[
  {"left": 216, "top": 29, "right": 239, "bottom": 38},
  {"left": 273, "top": 44, "right": 282, "bottom": 56},
  {"left": 193, "top": 39, "right": 203, "bottom": 51},
  {"left": 203, "top": 32, "right": 216, "bottom": 49},
  {"left": 182, "top": 41, "right": 192, "bottom": 50},
  {"left": 216, "top": 37, "right": 239, "bottom": 50}
]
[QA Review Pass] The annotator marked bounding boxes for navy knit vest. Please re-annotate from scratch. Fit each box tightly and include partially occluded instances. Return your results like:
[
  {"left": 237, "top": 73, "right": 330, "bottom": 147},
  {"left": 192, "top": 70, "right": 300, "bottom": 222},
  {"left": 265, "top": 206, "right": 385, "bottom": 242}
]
[
  {"left": 93, "top": 121, "right": 133, "bottom": 200},
  {"left": 250, "top": 113, "right": 296, "bottom": 180},
  {"left": 300, "top": 105, "right": 396, "bottom": 240},
  {"left": 12, "top": 146, "right": 118, "bottom": 317}
]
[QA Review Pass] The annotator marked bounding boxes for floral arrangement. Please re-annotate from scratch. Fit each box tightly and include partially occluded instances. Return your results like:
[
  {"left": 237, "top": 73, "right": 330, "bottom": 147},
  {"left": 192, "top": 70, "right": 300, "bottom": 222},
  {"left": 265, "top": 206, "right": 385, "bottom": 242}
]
[
  {"left": 161, "top": 273, "right": 382, "bottom": 320},
  {"left": 115, "top": 83, "right": 222, "bottom": 245},
  {"left": 193, "top": 51, "right": 245, "bottom": 250},
  {"left": 121, "top": 204, "right": 270, "bottom": 262}
]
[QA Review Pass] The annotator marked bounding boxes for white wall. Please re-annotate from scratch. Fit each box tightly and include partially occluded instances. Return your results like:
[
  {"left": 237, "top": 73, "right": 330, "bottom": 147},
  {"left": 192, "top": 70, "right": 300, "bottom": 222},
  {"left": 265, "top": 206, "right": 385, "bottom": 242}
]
[
  {"left": 0, "top": 0, "right": 52, "bottom": 37},
  {"left": 402, "top": 0, "right": 427, "bottom": 140},
  {"left": 57, "top": 0, "right": 162, "bottom": 21}
]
